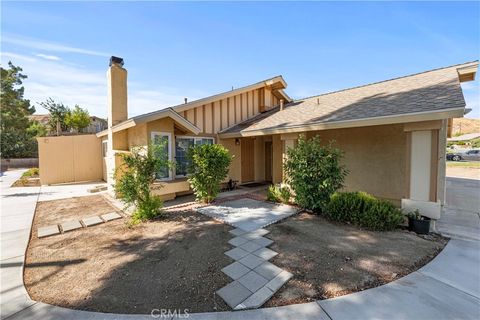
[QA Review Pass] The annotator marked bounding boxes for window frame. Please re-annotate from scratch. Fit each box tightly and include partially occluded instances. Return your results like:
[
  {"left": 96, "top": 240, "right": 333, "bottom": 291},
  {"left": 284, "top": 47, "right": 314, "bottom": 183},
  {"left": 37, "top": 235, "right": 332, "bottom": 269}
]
[
  {"left": 174, "top": 135, "right": 215, "bottom": 178},
  {"left": 150, "top": 131, "right": 173, "bottom": 181},
  {"left": 102, "top": 140, "right": 108, "bottom": 158}
]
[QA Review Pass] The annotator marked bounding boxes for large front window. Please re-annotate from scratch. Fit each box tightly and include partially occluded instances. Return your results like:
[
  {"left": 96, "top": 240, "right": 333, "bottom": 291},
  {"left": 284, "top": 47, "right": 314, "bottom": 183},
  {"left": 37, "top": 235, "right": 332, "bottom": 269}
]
[
  {"left": 151, "top": 132, "right": 172, "bottom": 180},
  {"left": 175, "top": 136, "right": 214, "bottom": 177}
]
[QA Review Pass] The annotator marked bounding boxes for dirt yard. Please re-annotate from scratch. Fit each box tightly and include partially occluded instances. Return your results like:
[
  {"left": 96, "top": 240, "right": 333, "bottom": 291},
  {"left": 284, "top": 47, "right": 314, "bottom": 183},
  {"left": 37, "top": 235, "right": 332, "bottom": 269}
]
[
  {"left": 24, "top": 195, "right": 232, "bottom": 314},
  {"left": 265, "top": 212, "right": 447, "bottom": 306}
]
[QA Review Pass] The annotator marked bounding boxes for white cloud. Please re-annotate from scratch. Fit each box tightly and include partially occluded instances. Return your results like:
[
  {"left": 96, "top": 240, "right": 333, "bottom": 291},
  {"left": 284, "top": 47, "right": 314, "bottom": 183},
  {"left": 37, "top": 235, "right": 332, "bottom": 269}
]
[
  {"left": 2, "top": 34, "right": 109, "bottom": 57},
  {"left": 35, "top": 53, "right": 61, "bottom": 61},
  {"left": 0, "top": 51, "right": 196, "bottom": 118}
]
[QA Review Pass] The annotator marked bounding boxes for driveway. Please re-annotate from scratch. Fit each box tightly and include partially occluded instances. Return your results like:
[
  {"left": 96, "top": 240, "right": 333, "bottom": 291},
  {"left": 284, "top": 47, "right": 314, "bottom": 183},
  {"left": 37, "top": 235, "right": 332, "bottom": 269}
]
[{"left": 1, "top": 170, "right": 479, "bottom": 320}]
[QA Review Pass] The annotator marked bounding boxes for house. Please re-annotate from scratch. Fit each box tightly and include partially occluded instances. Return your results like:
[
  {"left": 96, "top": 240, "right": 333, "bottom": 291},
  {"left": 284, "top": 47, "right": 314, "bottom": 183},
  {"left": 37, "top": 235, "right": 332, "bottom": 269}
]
[{"left": 41, "top": 56, "right": 477, "bottom": 220}]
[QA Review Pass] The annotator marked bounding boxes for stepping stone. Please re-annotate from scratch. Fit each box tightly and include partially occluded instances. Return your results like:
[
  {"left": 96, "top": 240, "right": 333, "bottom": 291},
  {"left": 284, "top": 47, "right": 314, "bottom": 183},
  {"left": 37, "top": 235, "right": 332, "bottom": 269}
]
[
  {"left": 221, "top": 262, "right": 250, "bottom": 280},
  {"left": 252, "top": 247, "right": 278, "bottom": 260},
  {"left": 235, "top": 286, "right": 274, "bottom": 310},
  {"left": 254, "top": 262, "right": 283, "bottom": 280},
  {"left": 265, "top": 270, "right": 293, "bottom": 292},
  {"left": 252, "top": 236, "right": 274, "bottom": 247},
  {"left": 225, "top": 247, "right": 250, "bottom": 260},
  {"left": 239, "top": 254, "right": 265, "bottom": 269},
  {"left": 101, "top": 212, "right": 122, "bottom": 221},
  {"left": 228, "top": 236, "right": 249, "bottom": 247},
  {"left": 38, "top": 225, "right": 60, "bottom": 238},
  {"left": 229, "top": 228, "right": 247, "bottom": 236},
  {"left": 216, "top": 281, "right": 252, "bottom": 308},
  {"left": 81, "top": 216, "right": 104, "bottom": 227},
  {"left": 61, "top": 220, "right": 83, "bottom": 233},
  {"left": 239, "top": 241, "right": 263, "bottom": 253},
  {"left": 237, "top": 270, "right": 269, "bottom": 292},
  {"left": 242, "top": 229, "right": 269, "bottom": 240}
]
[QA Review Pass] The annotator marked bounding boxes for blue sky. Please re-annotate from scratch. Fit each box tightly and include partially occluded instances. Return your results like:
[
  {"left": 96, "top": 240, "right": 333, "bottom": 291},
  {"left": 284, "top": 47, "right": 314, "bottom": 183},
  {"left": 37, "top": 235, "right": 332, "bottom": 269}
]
[{"left": 1, "top": 1, "right": 479, "bottom": 118}]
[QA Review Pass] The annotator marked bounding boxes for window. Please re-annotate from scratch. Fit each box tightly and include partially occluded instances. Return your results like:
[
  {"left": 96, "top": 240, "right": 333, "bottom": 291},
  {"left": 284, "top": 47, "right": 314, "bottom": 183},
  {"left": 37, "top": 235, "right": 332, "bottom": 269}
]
[
  {"left": 151, "top": 132, "right": 172, "bottom": 180},
  {"left": 175, "top": 136, "right": 214, "bottom": 177},
  {"left": 102, "top": 140, "right": 107, "bottom": 157}
]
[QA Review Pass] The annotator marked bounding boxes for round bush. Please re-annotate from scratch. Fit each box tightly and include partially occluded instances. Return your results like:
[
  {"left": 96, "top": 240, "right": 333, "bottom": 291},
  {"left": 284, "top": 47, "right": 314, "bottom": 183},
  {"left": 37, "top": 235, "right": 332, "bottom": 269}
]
[{"left": 326, "top": 191, "right": 404, "bottom": 231}]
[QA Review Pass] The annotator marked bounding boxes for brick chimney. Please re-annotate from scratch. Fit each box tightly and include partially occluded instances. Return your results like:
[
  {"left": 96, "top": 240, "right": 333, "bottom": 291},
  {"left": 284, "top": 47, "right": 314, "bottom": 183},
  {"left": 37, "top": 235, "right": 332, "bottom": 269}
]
[{"left": 107, "top": 56, "right": 128, "bottom": 128}]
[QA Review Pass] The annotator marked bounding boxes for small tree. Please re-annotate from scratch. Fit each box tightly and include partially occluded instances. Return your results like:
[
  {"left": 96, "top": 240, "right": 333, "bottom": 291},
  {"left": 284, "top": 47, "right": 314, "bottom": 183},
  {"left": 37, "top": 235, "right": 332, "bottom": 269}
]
[
  {"left": 114, "top": 143, "right": 171, "bottom": 223},
  {"left": 284, "top": 135, "right": 348, "bottom": 213},
  {"left": 65, "top": 105, "right": 91, "bottom": 132},
  {"left": 187, "top": 144, "right": 232, "bottom": 203},
  {"left": 40, "top": 98, "right": 70, "bottom": 134}
]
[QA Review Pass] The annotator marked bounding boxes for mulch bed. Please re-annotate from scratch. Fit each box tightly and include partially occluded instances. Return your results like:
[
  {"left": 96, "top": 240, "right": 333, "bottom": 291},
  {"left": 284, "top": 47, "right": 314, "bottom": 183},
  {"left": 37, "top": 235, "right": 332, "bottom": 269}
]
[
  {"left": 264, "top": 212, "right": 447, "bottom": 306},
  {"left": 24, "top": 195, "right": 232, "bottom": 314}
]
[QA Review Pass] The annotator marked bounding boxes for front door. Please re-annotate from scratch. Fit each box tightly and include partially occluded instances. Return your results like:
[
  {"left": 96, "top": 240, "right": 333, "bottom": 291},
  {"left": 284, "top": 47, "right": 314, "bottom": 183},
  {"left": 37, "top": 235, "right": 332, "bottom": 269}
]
[{"left": 241, "top": 138, "right": 255, "bottom": 182}]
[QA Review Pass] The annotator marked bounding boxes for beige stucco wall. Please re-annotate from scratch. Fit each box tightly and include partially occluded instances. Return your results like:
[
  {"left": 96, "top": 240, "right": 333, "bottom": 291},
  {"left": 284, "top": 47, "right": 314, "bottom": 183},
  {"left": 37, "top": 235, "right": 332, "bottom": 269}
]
[
  {"left": 37, "top": 135, "right": 103, "bottom": 185},
  {"left": 304, "top": 124, "right": 407, "bottom": 203},
  {"left": 219, "top": 138, "right": 242, "bottom": 182}
]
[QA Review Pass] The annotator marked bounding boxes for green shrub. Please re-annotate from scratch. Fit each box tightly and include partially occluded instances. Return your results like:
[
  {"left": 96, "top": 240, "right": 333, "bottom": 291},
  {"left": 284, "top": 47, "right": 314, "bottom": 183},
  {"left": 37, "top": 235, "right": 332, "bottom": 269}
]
[
  {"left": 115, "top": 143, "right": 171, "bottom": 223},
  {"left": 326, "top": 191, "right": 404, "bottom": 231},
  {"left": 267, "top": 184, "right": 292, "bottom": 203},
  {"left": 187, "top": 144, "right": 232, "bottom": 203},
  {"left": 22, "top": 167, "right": 39, "bottom": 178},
  {"left": 284, "top": 135, "right": 347, "bottom": 213},
  {"left": 267, "top": 185, "right": 280, "bottom": 202}
]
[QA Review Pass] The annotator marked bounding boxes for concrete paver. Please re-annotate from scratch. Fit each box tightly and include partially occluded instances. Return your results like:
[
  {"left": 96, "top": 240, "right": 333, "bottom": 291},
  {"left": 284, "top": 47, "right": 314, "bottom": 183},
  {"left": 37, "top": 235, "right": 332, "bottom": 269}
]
[
  {"left": 228, "top": 236, "right": 249, "bottom": 247},
  {"left": 239, "top": 241, "right": 262, "bottom": 253},
  {"left": 101, "top": 212, "right": 122, "bottom": 221},
  {"left": 265, "top": 270, "right": 293, "bottom": 292},
  {"left": 229, "top": 228, "right": 246, "bottom": 236},
  {"left": 252, "top": 247, "right": 278, "bottom": 260},
  {"left": 254, "top": 262, "right": 283, "bottom": 281},
  {"left": 60, "top": 220, "right": 83, "bottom": 232},
  {"left": 81, "top": 216, "right": 104, "bottom": 227},
  {"left": 238, "top": 254, "right": 265, "bottom": 269},
  {"left": 221, "top": 262, "right": 250, "bottom": 280},
  {"left": 251, "top": 236, "right": 273, "bottom": 247},
  {"left": 236, "top": 286, "right": 274, "bottom": 310},
  {"left": 37, "top": 225, "right": 60, "bottom": 238},
  {"left": 216, "top": 281, "right": 252, "bottom": 309},
  {"left": 225, "top": 247, "right": 250, "bottom": 260},
  {"left": 237, "top": 271, "right": 269, "bottom": 292}
]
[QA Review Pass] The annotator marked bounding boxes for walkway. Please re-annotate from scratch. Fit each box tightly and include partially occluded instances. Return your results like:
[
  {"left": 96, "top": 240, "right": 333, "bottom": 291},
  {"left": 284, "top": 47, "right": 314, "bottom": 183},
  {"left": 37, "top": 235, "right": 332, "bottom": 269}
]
[{"left": 1, "top": 171, "right": 479, "bottom": 319}]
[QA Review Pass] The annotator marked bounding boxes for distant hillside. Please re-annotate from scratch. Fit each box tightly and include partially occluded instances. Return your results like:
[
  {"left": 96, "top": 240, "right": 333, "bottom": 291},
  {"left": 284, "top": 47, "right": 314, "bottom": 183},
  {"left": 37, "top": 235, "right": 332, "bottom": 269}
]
[{"left": 452, "top": 118, "right": 480, "bottom": 135}]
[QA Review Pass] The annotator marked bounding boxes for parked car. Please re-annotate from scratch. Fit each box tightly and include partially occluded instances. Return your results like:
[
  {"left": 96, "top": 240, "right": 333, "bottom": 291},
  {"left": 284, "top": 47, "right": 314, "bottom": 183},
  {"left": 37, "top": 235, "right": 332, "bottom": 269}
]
[{"left": 447, "top": 149, "right": 480, "bottom": 161}]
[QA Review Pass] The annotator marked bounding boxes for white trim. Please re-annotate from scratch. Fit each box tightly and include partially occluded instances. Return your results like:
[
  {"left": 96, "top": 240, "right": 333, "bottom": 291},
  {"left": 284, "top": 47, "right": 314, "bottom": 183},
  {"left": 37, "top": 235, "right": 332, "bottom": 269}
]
[{"left": 151, "top": 131, "right": 173, "bottom": 181}]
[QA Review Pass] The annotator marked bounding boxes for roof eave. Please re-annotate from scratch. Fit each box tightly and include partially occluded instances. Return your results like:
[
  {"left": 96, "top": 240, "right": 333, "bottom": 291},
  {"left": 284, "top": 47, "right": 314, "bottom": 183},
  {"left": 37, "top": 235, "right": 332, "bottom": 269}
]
[{"left": 218, "top": 107, "right": 465, "bottom": 139}]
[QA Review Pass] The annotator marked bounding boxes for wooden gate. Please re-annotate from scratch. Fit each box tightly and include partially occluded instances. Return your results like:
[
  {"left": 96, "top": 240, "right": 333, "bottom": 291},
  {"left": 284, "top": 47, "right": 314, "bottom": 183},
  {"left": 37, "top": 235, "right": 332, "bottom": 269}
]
[{"left": 37, "top": 135, "right": 103, "bottom": 185}]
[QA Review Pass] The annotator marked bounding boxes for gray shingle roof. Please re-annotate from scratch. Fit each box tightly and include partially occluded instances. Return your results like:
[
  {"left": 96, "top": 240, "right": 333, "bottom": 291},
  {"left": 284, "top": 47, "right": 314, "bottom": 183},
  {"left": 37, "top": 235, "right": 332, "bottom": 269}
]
[{"left": 221, "top": 61, "right": 477, "bottom": 135}]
